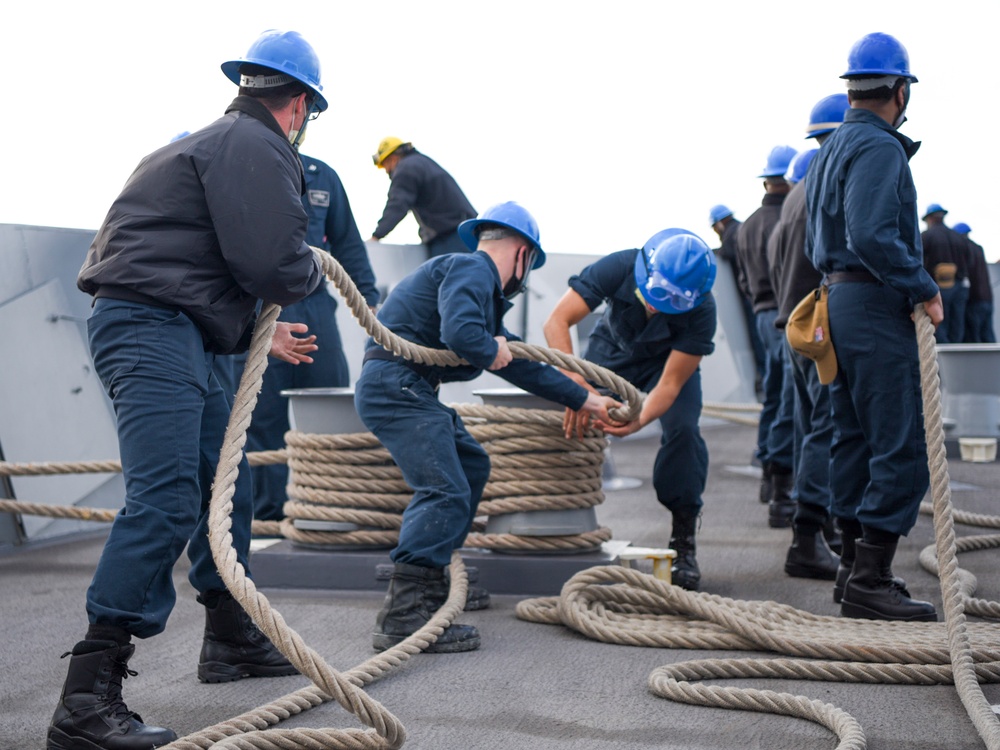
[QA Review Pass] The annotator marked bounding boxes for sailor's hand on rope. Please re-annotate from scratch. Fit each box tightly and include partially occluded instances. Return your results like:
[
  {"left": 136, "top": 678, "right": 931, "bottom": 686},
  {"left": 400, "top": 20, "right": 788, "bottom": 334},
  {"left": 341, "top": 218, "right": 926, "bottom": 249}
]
[
  {"left": 270, "top": 321, "right": 318, "bottom": 365},
  {"left": 565, "top": 394, "right": 624, "bottom": 440},
  {"left": 488, "top": 336, "right": 514, "bottom": 371},
  {"left": 594, "top": 412, "right": 642, "bottom": 438},
  {"left": 916, "top": 292, "right": 944, "bottom": 329}
]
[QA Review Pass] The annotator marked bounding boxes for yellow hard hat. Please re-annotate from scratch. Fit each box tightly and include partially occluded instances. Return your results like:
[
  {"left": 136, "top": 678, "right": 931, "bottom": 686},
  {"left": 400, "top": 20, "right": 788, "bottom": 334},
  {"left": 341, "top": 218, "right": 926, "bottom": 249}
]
[{"left": 372, "top": 136, "right": 407, "bottom": 168}]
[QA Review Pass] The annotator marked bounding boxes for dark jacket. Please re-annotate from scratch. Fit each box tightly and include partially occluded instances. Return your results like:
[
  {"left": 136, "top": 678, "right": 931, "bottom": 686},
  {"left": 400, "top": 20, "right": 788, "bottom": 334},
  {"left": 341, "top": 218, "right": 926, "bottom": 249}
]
[
  {"left": 300, "top": 153, "right": 379, "bottom": 306},
  {"left": 921, "top": 223, "right": 969, "bottom": 282},
  {"left": 372, "top": 150, "right": 477, "bottom": 243},
  {"left": 966, "top": 237, "right": 993, "bottom": 303},
  {"left": 736, "top": 192, "right": 786, "bottom": 313},
  {"left": 78, "top": 97, "right": 323, "bottom": 354},
  {"left": 768, "top": 180, "right": 821, "bottom": 329},
  {"left": 366, "top": 252, "right": 588, "bottom": 409},
  {"left": 806, "top": 108, "right": 937, "bottom": 304}
]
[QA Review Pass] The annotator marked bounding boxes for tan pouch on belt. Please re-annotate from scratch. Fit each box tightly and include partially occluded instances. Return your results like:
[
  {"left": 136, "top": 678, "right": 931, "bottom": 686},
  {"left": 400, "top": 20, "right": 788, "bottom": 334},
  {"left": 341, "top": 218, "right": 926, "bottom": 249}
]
[
  {"left": 933, "top": 262, "right": 957, "bottom": 289},
  {"left": 786, "top": 285, "right": 837, "bottom": 385}
]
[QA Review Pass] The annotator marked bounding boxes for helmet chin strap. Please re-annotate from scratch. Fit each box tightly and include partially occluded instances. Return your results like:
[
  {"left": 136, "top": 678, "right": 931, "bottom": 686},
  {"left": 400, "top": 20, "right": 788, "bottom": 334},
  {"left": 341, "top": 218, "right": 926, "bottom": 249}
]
[
  {"left": 288, "top": 97, "right": 310, "bottom": 148},
  {"left": 503, "top": 246, "right": 536, "bottom": 299}
]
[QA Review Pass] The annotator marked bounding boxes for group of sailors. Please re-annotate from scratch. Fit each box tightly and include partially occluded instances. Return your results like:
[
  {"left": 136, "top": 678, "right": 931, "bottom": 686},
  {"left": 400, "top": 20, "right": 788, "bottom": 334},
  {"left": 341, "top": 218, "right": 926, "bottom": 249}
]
[{"left": 44, "top": 26, "right": 963, "bottom": 750}]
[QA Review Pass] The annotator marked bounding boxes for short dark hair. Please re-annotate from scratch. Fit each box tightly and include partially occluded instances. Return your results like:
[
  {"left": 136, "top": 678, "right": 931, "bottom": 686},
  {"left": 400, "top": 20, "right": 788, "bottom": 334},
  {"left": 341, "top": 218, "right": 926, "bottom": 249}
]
[
  {"left": 237, "top": 64, "right": 311, "bottom": 110},
  {"left": 848, "top": 77, "right": 907, "bottom": 104}
]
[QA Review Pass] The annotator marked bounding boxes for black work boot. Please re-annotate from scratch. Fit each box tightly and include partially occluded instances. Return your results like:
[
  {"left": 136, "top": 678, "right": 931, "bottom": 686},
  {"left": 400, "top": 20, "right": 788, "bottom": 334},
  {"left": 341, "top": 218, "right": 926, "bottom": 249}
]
[
  {"left": 197, "top": 590, "right": 298, "bottom": 683},
  {"left": 758, "top": 463, "right": 774, "bottom": 505},
  {"left": 373, "top": 563, "right": 481, "bottom": 653},
  {"left": 768, "top": 469, "right": 796, "bottom": 528},
  {"left": 841, "top": 540, "right": 937, "bottom": 622},
  {"left": 669, "top": 513, "right": 701, "bottom": 592},
  {"left": 47, "top": 639, "right": 177, "bottom": 750},
  {"left": 831, "top": 519, "right": 902, "bottom": 603},
  {"left": 423, "top": 570, "right": 492, "bottom": 613},
  {"left": 784, "top": 525, "right": 840, "bottom": 580}
]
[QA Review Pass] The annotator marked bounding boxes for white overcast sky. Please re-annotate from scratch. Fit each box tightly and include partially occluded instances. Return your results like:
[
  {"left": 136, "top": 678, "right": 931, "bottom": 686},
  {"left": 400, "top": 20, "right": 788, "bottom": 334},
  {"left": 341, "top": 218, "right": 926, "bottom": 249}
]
[{"left": 2, "top": 1, "right": 996, "bottom": 259}]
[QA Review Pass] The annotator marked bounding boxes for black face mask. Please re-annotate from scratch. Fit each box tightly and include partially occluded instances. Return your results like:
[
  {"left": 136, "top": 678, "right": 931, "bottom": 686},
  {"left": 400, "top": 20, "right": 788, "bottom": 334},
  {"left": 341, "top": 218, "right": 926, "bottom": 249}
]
[{"left": 503, "top": 246, "right": 538, "bottom": 299}]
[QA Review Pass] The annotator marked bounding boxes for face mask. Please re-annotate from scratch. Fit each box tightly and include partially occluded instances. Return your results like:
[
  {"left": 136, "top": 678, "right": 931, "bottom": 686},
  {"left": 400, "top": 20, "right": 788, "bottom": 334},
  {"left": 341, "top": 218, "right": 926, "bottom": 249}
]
[{"left": 503, "top": 246, "right": 538, "bottom": 299}]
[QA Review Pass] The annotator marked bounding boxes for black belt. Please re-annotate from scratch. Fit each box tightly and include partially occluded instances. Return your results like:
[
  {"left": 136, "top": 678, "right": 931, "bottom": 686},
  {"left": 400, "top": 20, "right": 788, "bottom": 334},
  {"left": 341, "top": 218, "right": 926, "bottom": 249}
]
[
  {"left": 362, "top": 348, "right": 442, "bottom": 390},
  {"left": 825, "top": 270, "right": 880, "bottom": 285}
]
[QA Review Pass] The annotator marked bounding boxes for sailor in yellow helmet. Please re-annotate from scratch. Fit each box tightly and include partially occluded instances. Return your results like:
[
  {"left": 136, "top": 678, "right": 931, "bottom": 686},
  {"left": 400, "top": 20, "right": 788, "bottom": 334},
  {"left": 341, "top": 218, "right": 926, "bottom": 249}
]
[{"left": 370, "top": 137, "right": 477, "bottom": 258}]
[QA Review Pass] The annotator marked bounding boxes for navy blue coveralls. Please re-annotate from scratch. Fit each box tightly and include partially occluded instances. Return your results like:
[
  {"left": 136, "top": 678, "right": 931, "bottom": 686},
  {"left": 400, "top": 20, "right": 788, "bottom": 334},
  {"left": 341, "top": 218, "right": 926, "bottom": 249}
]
[
  {"left": 568, "top": 249, "right": 717, "bottom": 518},
  {"left": 806, "top": 108, "right": 939, "bottom": 536},
  {"left": 246, "top": 153, "right": 381, "bottom": 520},
  {"left": 355, "top": 252, "right": 590, "bottom": 569}
]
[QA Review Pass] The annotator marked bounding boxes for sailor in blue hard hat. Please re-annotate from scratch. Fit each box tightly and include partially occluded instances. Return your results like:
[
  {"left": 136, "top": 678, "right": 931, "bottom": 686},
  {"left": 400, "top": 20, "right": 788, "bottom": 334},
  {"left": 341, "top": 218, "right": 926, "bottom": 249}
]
[
  {"left": 543, "top": 229, "right": 717, "bottom": 592},
  {"left": 806, "top": 31, "right": 942, "bottom": 623},
  {"left": 51, "top": 29, "right": 331, "bottom": 749},
  {"left": 355, "top": 201, "right": 622, "bottom": 654}
]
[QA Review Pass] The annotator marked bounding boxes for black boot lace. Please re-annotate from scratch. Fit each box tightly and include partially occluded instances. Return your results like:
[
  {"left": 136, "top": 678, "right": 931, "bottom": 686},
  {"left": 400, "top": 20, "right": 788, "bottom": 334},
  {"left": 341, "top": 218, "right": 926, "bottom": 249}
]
[{"left": 106, "top": 653, "right": 140, "bottom": 725}]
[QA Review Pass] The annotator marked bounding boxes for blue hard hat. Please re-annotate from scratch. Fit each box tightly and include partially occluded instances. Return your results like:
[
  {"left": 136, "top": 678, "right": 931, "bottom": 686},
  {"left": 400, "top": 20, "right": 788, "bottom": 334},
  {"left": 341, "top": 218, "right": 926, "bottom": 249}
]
[
  {"left": 709, "top": 204, "right": 733, "bottom": 225},
  {"left": 922, "top": 203, "right": 947, "bottom": 220},
  {"left": 842, "top": 32, "right": 918, "bottom": 82},
  {"left": 759, "top": 145, "right": 797, "bottom": 178},
  {"left": 221, "top": 30, "right": 328, "bottom": 112},
  {"left": 170, "top": 131, "right": 191, "bottom": 143},
  {"left": 806, "top": 94, "right": 849, "bottom": 139},
  {"left": 785, "top": 148, "right": 818, "bottom": 184},
  {"left": 458, "top": 201, "right": 546, "bottom": 268},
  {"left": 952, "top": 222, "right": 971, "bottom": 235},
  {"left": 634, "top": 229, "right": 716, "bottom": 315}
]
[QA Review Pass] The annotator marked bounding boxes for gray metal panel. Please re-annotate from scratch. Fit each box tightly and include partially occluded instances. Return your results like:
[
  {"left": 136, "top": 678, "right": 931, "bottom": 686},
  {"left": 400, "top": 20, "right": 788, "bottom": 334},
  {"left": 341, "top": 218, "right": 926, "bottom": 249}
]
[
  {"left": 0, "top": 280, "right": 121, "bottom": 540},
  {"left": 0, "top": 223, "right": 96, "bottom": 318},
  {"left": 702, "top": 259, "right": 758, "bottom": 403}
]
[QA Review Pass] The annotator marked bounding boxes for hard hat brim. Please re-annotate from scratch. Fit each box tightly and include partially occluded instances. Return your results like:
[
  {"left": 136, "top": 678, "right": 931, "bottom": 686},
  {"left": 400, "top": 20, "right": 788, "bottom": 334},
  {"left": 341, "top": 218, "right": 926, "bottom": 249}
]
[
  {"left": 458, "top": 218, "right": 546, "bottom": 269},
  {"left": 840, "top": 69, "right": 918, "bottom": 84}
]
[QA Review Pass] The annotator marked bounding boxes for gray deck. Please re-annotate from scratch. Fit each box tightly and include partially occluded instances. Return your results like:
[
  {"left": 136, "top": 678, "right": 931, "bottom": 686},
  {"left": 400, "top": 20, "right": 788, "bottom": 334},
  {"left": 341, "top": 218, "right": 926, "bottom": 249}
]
[{"left": 2, "top": 420, "right": 999, "bottom": 750}]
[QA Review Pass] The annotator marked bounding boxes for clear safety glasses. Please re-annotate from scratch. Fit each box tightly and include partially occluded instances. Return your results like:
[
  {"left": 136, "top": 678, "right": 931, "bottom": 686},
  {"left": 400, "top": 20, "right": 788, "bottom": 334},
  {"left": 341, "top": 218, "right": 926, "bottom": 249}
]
[{"left": 641, "top": 249, "right": 699, "bottom": 311}]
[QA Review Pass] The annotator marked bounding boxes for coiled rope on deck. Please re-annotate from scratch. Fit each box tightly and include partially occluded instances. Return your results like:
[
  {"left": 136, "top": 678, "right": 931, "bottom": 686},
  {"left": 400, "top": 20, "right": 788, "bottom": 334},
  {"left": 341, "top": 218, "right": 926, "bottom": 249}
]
[
  {"left": 280, "top": 403, "right": 611, "bottom": 552},
  {"left": 516, "top": 305, "right": 1000, "bottom": 750}
]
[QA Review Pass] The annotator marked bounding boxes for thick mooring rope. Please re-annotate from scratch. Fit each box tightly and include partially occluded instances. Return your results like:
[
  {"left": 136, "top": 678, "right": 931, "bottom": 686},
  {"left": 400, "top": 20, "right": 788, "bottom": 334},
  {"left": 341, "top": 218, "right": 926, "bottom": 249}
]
[{"left": 516, "top": 305, "right": 1000, "bottom": 750}]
